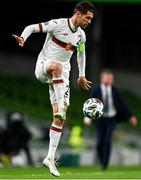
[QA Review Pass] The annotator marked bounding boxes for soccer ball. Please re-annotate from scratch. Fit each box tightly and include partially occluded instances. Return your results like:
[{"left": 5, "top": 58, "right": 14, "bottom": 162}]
[{"left": 83, "top": 98, "right": 104, "bottom": 119}]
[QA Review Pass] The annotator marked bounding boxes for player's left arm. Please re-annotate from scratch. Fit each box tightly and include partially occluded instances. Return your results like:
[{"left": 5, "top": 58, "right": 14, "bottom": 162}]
[{"left": 77, "top": 43, "right": 92, "bottom": 91}]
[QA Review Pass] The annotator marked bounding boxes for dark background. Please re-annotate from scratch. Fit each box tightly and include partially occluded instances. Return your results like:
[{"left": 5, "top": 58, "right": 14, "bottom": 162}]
[
  {"left": 0, "top": 1, "right": 141, "bottom": 168},
  {"left": 1, "top": 1, "right": 141, "bottom": 72}
]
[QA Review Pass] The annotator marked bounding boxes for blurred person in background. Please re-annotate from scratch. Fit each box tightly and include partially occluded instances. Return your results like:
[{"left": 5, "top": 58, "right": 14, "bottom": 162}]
[
  {"left": 12, "top": 1, "right": 96, "bottom": 177},
  {"left": 68, "top": 125, "right": 85, "bottom": 151},
  {"left": 84, "top": 69, "right": 137, "bottom": 170},
  {"left": 0, "top": 111, "right": 33, "bottom": 166}
]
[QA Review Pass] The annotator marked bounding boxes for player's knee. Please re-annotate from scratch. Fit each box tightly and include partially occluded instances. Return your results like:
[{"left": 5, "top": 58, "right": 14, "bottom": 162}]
[
  {"left": 44, "top": 61, "right": 62, "bottom": 76},
  {"left": 52, "top": 62, "right": 62, "bottom": 73},
  {"left": 54, "top": 118, "right": 64, "bottom": 126}
]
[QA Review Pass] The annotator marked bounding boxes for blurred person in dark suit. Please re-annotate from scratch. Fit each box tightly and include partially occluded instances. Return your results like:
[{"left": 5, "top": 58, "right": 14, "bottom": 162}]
[
  {"left": 84, "top": 69, "right": 137, "bottom": 170},
  {"left": 0, "top": 111, "right": 33, "bottom": 166}
]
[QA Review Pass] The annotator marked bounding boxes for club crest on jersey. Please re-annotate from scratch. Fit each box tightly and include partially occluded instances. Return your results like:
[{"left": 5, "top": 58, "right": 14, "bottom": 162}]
[{"left": 65, "top": 42, "right": 73, "bottom": 51}]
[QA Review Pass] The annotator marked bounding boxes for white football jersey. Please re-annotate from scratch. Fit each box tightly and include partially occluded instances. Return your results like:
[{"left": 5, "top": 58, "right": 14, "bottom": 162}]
[
  {"left": 37, "top": 18, "right": 86, "bottom": 68},
  {"left": 21, "top": 18, "right": 86, "bottom": 77}
]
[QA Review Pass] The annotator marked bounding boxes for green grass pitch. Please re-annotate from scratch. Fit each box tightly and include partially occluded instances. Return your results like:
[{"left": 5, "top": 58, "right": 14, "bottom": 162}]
[{"left": 0, "top": 166, "right": 141, "bottom": 179}]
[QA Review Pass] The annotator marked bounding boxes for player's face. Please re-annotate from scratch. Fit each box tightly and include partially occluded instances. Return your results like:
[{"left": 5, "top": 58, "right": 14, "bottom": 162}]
[
  {"left": 77, "top": 11, "right": 94, "bottom": 29},
  {"left": 101, "top": 73, "right": 114, "bottom": 85}
]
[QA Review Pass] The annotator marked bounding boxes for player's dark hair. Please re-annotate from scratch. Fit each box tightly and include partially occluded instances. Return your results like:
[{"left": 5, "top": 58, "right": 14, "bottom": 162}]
[{"left": 74, "top": 1, "right": 96, "bottom": 15}]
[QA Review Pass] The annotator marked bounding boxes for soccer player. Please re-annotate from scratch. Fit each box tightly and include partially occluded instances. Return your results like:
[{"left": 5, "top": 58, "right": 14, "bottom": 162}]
[{"left": 12, "top": 1, "right": 96, "bottom": 176}]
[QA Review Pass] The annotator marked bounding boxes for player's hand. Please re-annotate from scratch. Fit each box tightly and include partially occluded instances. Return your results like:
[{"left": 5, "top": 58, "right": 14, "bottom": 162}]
[
  {"left": 77, "top": 76, "right": 92, "bottom": 91},
  {"left": 130, "top": 115, "right": 137, "bottom": 126},
  {"left": 12, "top": 34, "right": 25, "bottom": 47},
  {"left": 83, "top": 116, "right": 92, "bottom": 125}
]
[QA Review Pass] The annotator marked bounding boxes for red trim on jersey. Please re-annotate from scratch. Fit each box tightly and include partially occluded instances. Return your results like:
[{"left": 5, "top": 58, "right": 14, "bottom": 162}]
[
  {"left": 52, "top": 79, "right": 64, "bottom": 84},
  {"left": 52, "top": 36, "right": 76, "bottom": 51},
  {"left": 38, "top": 23, "right": 43, "bottom": 32},
  {"left": 50, "top": 127, "right": 62, "bottom": 133}
]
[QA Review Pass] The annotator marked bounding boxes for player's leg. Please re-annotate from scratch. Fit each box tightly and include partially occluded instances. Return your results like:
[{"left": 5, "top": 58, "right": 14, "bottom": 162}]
[
  {"left": 43, "top": 104, "right": 68, "bottom": 177},
  {"left": 43, "top": 61, "right": 65, "bottom": 119},
  {"left": 43, "top": 82, "right": 69, "bottom": 177},
  {"left": 47, "top": 103, "right": 68, "bottom": 158},
  {"left": 45, "top": 79, "right": 70, "bottom": 159}
]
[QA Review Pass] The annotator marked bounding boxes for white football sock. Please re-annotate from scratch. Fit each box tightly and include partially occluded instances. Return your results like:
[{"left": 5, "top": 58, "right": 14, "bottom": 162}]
[
  {"left": 47, "top": 123, "right": 62, "bottom": 160},
  {"left": 52, "top": 78, "right": 65, "bottom": 110}
]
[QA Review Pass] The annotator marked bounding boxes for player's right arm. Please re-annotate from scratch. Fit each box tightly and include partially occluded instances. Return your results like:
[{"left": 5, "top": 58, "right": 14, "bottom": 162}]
[
  {"left": 12, "top": 20, "right": 59, "bottom": 47},
  {"left": 12, "top": 24, "right": 41, "bottom": 47},
  {"left": 12, "top": 34, "right": 25, "bottom": 47}
]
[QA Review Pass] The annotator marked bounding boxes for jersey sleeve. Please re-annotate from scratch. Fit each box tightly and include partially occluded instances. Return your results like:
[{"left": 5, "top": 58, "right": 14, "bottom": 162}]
[
  {"left": 20, "top": 19, "right": 59, "bottom": 41},
  {"left": 20, "top": 24, "right": 39, "bottom": 41},
  {"left": 77, "top": 30, "right": 86, "bottom": 77},
  {"left": 39, "top": 19, "right": 59, "bottom": 33},
  {"left": 81, "top": 30, "right": 86, "bottom": 43}
]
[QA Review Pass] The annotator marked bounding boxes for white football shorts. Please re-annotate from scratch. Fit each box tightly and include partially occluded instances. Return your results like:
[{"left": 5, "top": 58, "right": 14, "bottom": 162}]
[{"left": 35, "top": 59, "right": 70, "bottom": 106}]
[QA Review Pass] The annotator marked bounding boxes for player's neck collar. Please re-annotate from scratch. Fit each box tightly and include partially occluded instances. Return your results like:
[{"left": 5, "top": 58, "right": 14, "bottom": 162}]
[{"left": 68, "top": 18, "right": 77, "bottom": 33}]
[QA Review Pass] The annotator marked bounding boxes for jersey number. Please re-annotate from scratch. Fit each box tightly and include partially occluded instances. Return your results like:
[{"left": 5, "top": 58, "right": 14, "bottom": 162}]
[{"left": 77, "top": 35, "right": 82, "bottom": 45}]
